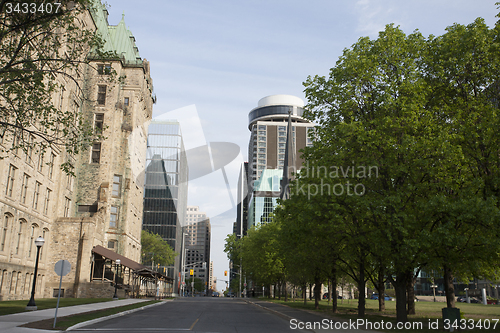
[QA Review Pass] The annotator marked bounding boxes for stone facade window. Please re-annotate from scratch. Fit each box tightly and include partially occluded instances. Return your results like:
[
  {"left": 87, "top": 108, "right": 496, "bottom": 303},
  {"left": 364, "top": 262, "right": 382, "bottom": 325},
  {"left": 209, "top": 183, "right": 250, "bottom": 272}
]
[
  {"left": 124, "top": 97, "right": 129, "bottom": 106},
  {"left": 107, "top": 240, "right": 117, "bottom": 249},
  {"left": 112, "top": 175, "right": 121, "bottom": 197},
  {"left": 32, "top": 182, "right": 41, "bottom": 210},
  {"left": 5, "top": 164, "right": 17, "bottom": 197},
  {"left": 1, "top": 215, "right": 10, "bottom": 252},
  {"left": 91, "top": 143, "right": 101, "bottom": 163},
  {"left": 63, "top": 197, "right": 71, "bottom": 217},
  {"left": 20, "top": 173, "right": 30, "bottom": 204},
  {"left": 48, "top": 153, "right": 55, "bottom": 179},
  {"left": 97, "top": 85, "right": 106, "bottom": 105},
  {"left": 43, "top": 188, "right": 51, "bottom": 215},
  {"left": 94, "top": 113, "right": 104, "bottom": 133},
  {"left": 15, "top": 220, "right": 23, "bottom": 255},
  {"left": 110, "top": 206, "right": 119, "bottom": 228},
  {"left": 97, "top": 64, "right": 111, "bottom": 75}
]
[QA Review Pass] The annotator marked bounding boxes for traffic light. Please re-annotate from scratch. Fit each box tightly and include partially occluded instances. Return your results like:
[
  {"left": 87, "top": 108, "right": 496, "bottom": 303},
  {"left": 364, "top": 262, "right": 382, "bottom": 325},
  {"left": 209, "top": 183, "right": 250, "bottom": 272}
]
[
  {"left": 224, "top": 270, "right": 227, "bottom": 276},
  {"left": 190, "top": 269, "right": 194, "bottom": 276}
]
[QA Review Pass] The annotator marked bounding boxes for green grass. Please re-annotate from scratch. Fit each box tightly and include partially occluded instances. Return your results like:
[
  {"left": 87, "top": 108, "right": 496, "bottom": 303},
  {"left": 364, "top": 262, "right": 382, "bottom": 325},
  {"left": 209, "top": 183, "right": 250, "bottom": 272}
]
[
  {"left": 21, "top": 300, "right": 161, "bottom": 331},
  {"left": 0, "top": 298, "right": 116, "bottom": 316},
  {"left": 262, "top": 298, "right": 500, "bottom": 332}
]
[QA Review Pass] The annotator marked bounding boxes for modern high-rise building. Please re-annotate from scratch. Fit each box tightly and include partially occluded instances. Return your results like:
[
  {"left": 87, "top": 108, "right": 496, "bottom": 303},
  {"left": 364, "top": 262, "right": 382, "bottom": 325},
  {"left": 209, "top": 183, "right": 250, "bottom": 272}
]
[
  {"left": 247, "top": 95, "right": 315, "bottom": 228},
  {"left": 143, "top": 120, "right": 188, "bottom": 294},
  {"left": 235, "top": 162, "right": 249, "bottom": 237},
  {"left": 184, "top": 206, "right": 211, "bottom": 294}
]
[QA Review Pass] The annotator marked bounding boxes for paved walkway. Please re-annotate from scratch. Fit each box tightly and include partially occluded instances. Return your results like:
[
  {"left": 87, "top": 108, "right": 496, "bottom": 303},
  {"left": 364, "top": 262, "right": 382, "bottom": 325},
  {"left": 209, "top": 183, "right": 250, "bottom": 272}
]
[{"left": 0, "top": 298, "right": 153, "bottom": 333}]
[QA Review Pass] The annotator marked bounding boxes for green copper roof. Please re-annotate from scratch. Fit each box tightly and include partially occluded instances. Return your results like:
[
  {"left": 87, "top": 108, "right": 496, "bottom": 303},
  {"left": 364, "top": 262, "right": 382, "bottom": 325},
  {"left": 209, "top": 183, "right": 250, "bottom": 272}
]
[
  {"left": 89, "top": 0, "right": 142, "bottom": 65},
  {"left": 254, "top": 169, "right": 283, "bottom": 192}
]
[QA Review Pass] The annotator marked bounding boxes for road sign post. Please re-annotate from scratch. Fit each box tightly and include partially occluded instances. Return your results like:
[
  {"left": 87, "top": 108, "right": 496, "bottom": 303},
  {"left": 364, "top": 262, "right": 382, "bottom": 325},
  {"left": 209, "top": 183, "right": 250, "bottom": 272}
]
[{"left": 53, "top": 260, "right": 71, "bottom": 328}]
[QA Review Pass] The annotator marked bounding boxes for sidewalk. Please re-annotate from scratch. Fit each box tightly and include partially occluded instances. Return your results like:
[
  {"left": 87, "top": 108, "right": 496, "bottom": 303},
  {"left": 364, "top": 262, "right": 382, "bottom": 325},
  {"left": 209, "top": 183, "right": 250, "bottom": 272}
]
[
  {"left": 247, "top": 299, "right": 378, "bottom": 333},
  {"left": 0, "top": 298, "right": 155, "bottom": 333}
]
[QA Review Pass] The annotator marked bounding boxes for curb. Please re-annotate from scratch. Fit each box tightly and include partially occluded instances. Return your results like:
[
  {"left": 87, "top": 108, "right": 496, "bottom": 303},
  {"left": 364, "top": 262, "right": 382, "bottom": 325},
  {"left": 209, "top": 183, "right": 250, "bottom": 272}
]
[{"left": 66, "top": 299, "right": 171, "bottom": 331}]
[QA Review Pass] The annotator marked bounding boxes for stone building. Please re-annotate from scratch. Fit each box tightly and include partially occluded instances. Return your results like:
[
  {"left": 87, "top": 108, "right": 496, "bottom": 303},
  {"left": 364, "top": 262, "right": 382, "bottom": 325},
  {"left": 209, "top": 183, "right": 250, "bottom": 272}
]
[{"left": 0, "top": 0, "right": 155, "bottom": 300}]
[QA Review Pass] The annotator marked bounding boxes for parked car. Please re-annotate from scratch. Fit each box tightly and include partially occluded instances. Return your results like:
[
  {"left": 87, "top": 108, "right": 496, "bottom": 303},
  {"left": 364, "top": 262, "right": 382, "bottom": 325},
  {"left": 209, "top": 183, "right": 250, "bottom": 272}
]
[
  {"left": 212, "top": 291, "right": 220, "bottom": 297},
  {"left": 322, "top": 293, "right": 344, "bottom": 299},
  {"left": 226, "top": 292, "right": 235, "bottom": 297},
  {"left": 457, "top": 296, "right": 467, "bottom": 302},
  {"left": 370, "top": 293, "right": 392, "bottom": 301}
]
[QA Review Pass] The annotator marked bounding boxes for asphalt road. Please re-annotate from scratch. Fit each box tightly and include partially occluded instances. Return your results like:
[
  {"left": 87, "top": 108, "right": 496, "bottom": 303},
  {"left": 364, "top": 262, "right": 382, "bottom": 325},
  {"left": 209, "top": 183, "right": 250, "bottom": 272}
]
[{"left": 73, "top": 297, "right": 309, "bottom": 333}]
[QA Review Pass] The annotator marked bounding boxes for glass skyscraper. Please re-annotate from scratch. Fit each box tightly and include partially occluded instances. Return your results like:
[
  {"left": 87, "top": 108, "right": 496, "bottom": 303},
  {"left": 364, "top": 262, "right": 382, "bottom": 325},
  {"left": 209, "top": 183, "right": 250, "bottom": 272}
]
[{"left": 143, "top": 120, "right": 188, "bottom": 293}]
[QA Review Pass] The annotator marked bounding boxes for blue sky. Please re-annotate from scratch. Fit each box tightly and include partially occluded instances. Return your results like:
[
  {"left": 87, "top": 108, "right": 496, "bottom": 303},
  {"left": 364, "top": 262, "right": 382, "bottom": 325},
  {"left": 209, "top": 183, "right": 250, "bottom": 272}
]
[{"left": 104, "top": 0, "right": 498, "bottom": 291}]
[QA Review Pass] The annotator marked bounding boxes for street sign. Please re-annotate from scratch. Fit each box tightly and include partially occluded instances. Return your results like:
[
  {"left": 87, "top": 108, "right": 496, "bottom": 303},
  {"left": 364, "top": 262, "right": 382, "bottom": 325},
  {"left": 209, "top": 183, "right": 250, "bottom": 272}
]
[
  {"left": 244, "top": 283, "right": 247, "bottom": 287},
  {"left": 54, "top": 260, "right": 71, "bottom": 276}
]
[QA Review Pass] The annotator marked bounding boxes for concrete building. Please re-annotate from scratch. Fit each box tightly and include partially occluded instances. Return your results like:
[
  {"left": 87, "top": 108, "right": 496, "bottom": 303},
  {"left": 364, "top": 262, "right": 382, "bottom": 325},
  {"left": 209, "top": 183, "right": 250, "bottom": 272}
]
[
  {"left": 0, "top": 0, "right": 156, "bottom": 300},
  {"left": 142, "top": 120, "right": 188, "bottom": 294},
  {"left": 184, "top": 206, "right": 211, "bottom": 294},
  {"left": 247, "top": 95, "right": 315, "bottom": 228}
]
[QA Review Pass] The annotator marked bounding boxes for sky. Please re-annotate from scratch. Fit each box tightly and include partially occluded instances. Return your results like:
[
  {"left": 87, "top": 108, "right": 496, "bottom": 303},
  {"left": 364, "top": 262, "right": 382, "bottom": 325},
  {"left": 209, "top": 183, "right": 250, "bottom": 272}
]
[{"left": 103, "top": 0, "right": 498, "bottom": 292}]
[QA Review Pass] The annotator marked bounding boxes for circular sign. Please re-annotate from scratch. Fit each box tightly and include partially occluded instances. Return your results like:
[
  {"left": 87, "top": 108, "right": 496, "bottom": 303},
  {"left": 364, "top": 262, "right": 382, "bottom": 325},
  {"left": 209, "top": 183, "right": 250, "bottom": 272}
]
[
  {"left": 244, "top": 283, "right": 247, "bottom": 287},
  {"left": 54, "top": 260, "right": 71, "bottom": 276}
]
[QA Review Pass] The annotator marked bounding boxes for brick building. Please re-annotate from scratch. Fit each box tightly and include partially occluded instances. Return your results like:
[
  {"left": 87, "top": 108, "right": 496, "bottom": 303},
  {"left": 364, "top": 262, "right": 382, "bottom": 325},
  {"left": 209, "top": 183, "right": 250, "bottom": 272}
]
[{"left": 0, "top": 0, "right": 155, "bottom": 300}]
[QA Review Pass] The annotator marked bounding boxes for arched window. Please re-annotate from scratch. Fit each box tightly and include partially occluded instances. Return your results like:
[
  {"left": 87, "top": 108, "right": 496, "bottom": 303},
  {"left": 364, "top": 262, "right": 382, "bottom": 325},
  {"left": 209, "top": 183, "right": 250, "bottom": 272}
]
[
  {"left": 1, "top": 214, "right": 11, "bottom": 252},
  {"left": 28, "top": 224, "right": 39, "bottom": 258},
  {"left": 0, "top": 270, "right": 6, "bottom": 293}
]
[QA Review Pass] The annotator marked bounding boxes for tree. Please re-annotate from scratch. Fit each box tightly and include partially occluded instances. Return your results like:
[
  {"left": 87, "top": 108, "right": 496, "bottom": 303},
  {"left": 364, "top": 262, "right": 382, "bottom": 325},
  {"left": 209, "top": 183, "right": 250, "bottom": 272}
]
[
  {"left": 0, "top": 0, "right": 115, "bottom": 173},
  {"left": 141, "top": 230, "right": 177, "bottom": 267}
]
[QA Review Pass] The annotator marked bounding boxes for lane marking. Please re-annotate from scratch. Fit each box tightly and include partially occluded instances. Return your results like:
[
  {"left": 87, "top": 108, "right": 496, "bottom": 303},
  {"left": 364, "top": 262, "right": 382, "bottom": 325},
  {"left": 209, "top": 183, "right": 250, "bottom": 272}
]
[{"left": 189, "top": 318, "right": 199, "bottom": 330}]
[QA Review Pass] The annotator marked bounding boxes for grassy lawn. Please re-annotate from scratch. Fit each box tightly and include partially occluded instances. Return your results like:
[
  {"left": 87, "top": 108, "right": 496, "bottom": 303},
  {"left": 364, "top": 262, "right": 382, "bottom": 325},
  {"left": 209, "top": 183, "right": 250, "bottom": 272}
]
[
  {"left": 20, "top": 300, "right": 161, "bottom": 331},
  {"left": 262, "top": 298, "right": 500, "bottom": 332},
  {"left": 0, "top": 297, "right": 118, "bottom": 316}
]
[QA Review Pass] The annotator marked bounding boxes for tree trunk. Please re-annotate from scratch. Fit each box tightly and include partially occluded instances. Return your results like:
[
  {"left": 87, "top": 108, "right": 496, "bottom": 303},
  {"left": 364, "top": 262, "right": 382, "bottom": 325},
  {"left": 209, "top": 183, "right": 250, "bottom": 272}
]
[
  {"left": 357, "top": 257, "right": 366, "bottom": 318},
  {"left": 331, "top": 266, "right": 338, "bottom": 314},
  {"left": 303, "top": 283, "right": 307, "bottom": 305},
  {"left": 284, "top": 281, "right": 288, "bottom": 302},
  {"left": 393, "top": 272, "right": 408, "bottom": 323},
  {"left": 314, "top": 276, "right": 322, "bottom": 309},
  {"left": 309, "top": 283, "right": 313, "bottom": 300},
  {"left": 406, "top": 270, "right": 416, "bottom": 315},
  {"left": 444, "top": 265, "right": 456, "bottom": 308},
  {"left": 377, "top": 264, "right": 386, "bottom": 312}
]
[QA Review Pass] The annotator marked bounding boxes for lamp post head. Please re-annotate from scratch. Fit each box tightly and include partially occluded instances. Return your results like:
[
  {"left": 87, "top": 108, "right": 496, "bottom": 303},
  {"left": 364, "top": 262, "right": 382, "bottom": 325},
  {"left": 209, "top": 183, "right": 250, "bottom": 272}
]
[
  {"left": 34, "top": 236, "right": 45, "bottom": 247},
  {"left": 116, "top": 259, "right": 121, "bottom": 265}
]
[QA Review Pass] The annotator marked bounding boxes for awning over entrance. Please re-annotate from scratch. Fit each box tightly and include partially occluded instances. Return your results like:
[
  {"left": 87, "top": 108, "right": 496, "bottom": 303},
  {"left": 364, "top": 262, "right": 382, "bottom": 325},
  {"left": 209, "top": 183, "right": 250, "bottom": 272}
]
[{"left": 92, "top": 245, "right": 146, "bottom": 271}]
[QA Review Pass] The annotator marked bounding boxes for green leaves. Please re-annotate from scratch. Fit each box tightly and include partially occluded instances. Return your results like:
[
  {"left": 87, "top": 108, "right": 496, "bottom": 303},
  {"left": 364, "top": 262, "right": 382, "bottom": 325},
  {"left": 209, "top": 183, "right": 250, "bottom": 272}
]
[{"left": 141, "top": 230, "right": 177, "bottom": 267}]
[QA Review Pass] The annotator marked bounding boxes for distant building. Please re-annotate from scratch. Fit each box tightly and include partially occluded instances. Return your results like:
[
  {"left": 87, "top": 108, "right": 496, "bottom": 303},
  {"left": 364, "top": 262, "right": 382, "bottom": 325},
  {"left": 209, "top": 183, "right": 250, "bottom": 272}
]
[
  {"left": 184, "top": 206, "right": 211, "bottom": 293},
  {"left": 247, "top": 95, "right": 315, "bottom": 228},
  {"left": 142, "top": 120, "right": 188, "bottom": 294}
]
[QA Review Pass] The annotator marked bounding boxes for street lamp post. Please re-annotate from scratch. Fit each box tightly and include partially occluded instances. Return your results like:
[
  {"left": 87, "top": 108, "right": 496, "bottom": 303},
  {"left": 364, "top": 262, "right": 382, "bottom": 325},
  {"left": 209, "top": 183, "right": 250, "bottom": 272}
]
[
  {"left": 113, "top": 259, "right": 121, "bottom": 300},
  {"left": 26, "top": 236, "right": 45, "bottom": 310}
]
